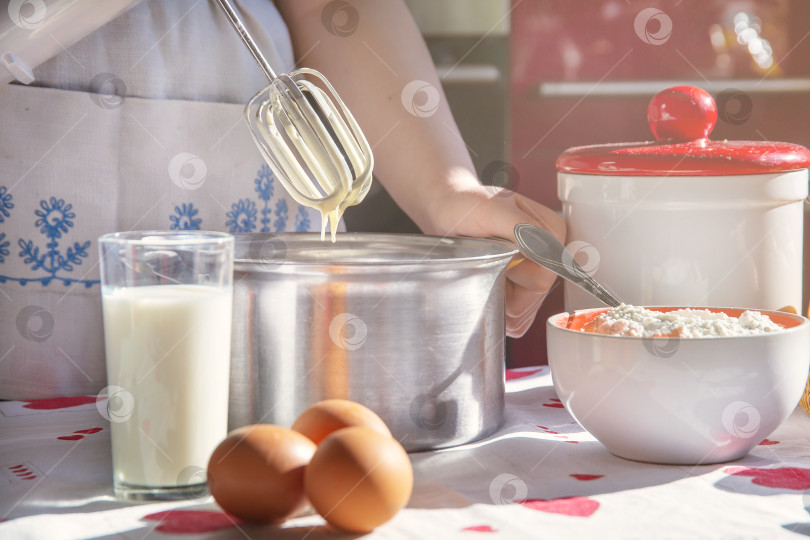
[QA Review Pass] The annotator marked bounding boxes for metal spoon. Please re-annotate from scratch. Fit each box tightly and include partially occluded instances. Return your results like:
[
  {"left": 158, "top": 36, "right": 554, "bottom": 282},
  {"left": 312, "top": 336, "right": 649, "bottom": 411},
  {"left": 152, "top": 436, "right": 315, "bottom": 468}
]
[{"left": 513, "top": 223, "right": 622, "bottom": 308}]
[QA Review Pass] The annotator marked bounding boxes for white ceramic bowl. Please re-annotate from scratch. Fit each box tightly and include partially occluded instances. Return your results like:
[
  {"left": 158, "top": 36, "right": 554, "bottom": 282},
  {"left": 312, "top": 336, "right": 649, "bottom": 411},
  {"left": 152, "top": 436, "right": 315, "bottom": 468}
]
[{"left": 547, "top": 306, "right": 810, "bottom": 464}]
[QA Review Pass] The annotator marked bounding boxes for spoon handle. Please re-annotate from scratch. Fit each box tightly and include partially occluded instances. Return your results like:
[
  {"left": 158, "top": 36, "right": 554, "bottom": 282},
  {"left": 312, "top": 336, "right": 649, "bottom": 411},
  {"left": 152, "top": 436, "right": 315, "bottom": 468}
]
[
  {"left": 513, "top": 223, "right": 622, "bottom": 308},
  {"left": 214, "top": 0, "right": 277, "bottom": 81}
]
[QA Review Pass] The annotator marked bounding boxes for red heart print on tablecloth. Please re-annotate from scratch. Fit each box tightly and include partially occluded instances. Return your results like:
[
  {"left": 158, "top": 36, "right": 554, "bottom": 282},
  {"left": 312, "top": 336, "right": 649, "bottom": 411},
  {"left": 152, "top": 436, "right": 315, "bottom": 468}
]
[
  {"left": 57, "top": 427, "right": 103, "bottom": 441},
  {"left": 538, "top": 426, "right": 579, "bottom": 442},
  {"left": 75, "top": 428, "right": 103, "bottom": 434},
  {"left": 143, "top": 510, "right": 243, "bottom": 534},
  {"left": 536, "top": 426, "right": 571, "bottom": 440},
  {"left": 722, "top": 467, "right": 810, "bottom": 490},
  {"left": 22, "top": 396, "right": 97, "bottom": 410},
  {"left": 758, "top": 439, "right": 779, "bottom": 446},
  {"left": 542, "top": 398, "right": 564, "bottom": 409},
  {"left": 570, "top": 474, "right": 604, "bottom": 481},
  {"left": 521, "top": 497, "right": 600, "bottom": 517},
  {"left": 461, "top": 525, "right": 497, "bottom": 532},
  {"left": 7, "top": 464, "right": 38, "bottom": 481},
  {"left": 505, "top": 368, "right": 544, "bottom": 381},
  {"left": 537, "top": 425, "right": 580, "bottom": 442}
]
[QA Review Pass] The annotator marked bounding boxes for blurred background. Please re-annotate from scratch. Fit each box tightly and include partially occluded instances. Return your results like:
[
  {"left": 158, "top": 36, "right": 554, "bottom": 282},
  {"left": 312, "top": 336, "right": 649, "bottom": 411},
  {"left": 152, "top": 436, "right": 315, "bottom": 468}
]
[{"left": 343, "top": 0, "right": 810, "bottom": 368}]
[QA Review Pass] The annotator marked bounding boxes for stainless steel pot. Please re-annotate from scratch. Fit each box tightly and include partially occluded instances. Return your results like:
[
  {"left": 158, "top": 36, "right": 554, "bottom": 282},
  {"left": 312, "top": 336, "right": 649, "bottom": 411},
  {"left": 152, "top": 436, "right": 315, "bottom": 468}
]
[{"left": 228, "top": 233, "right": 518, "bottom": 451}]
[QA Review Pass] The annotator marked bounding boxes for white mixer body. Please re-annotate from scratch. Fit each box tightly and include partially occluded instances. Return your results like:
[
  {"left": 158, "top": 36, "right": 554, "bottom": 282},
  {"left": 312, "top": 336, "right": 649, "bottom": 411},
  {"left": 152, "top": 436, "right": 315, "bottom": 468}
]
[{"left": 0, "top": 0, "right": 141, "bottom": 84}]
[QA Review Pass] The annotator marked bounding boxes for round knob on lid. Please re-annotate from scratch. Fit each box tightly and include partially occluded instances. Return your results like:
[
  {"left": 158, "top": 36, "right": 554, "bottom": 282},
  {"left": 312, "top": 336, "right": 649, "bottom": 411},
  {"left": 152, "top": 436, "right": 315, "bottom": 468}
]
[{"left": 647, "top": 86, "right": 717, "bottom": 142}]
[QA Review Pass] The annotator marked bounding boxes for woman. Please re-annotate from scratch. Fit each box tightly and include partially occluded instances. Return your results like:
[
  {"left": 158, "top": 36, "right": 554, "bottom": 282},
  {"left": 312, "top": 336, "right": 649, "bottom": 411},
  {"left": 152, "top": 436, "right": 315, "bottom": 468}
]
[{"left": 0, "top": 0, "right": 563, "bottom": 399}]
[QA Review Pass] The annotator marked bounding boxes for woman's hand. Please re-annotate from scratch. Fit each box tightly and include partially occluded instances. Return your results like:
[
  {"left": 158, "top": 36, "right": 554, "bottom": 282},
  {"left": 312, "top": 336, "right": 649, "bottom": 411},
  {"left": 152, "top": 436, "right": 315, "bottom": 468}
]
[{"left": 421, "top": 177, "right": 565, "bottom": 337}]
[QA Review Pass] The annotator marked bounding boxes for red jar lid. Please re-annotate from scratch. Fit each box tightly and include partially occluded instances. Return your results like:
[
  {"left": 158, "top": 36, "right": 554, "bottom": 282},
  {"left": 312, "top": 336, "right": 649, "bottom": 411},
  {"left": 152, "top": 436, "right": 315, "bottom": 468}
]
[{"left": 556, "top": 86, "right": 810, "bottom": 176}]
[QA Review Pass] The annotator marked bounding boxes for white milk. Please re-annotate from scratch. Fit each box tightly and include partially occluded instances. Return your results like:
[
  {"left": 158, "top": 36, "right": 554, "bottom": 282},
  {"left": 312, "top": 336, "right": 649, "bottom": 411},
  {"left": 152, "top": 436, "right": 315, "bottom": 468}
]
[{"left": 102, "top": 284, "right": 232, "bottom": 487}]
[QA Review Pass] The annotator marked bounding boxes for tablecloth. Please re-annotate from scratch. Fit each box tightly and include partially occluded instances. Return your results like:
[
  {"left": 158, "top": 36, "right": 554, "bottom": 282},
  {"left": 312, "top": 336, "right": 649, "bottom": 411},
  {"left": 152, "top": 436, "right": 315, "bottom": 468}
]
[{"left": 2, "top": 366, "right": 810, "bottom": 539}]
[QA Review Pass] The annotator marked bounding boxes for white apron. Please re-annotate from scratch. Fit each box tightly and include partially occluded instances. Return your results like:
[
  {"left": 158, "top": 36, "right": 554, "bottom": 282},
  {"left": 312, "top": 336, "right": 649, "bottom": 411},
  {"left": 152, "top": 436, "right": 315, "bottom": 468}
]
[{"left": 0, "top": 0, "right": 331, "bottom": 399}]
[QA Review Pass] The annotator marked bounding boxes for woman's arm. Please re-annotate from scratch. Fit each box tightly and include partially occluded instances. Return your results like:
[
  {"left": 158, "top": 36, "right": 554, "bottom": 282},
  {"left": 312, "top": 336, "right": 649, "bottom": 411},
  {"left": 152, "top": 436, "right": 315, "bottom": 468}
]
[{"left": 275, "top": 0, "right": 565, "bottom": 336}]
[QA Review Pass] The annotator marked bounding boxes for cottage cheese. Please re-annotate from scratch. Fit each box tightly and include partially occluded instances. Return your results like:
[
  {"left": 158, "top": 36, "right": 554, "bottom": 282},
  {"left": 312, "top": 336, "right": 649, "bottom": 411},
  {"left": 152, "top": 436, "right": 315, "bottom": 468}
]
[{"left": 583, "top": 304, "right": 784, "bottom": 338}]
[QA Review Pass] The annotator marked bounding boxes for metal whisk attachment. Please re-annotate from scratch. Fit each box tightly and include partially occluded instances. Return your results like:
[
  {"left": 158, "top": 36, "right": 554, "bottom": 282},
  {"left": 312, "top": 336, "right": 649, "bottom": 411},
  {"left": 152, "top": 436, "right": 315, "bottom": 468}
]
[
  {"left": 215, "top": 0, "right": 373, "bottom": 238},
  {"left": 246, "top": 69, "right": 373, "bottom": 215}
]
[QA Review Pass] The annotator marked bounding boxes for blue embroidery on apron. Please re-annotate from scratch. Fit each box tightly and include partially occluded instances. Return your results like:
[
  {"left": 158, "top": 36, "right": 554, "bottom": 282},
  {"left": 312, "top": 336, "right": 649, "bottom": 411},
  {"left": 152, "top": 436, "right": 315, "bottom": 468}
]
[
  {"left": 294, "top": 206, "right": 311, "bottom": 231},
  {"left": 255, "top": 164, "right": 275, "bottom": 232},
  {"left": 0, "top": 233, "right": 9, "bottom": 263},
  {"left": 0, "top": 165, "right": 322, "bottom": 289},
  {"left": 226, "top": 198, "right": 258, "bottom": 233},
  {"left": 273, "top": 199, "right": 288, "bottom": 230},
  {"left": 0, "top": 185, "right": 14, "bottom": 223},
  {"left": 164, "top": 166, "right": 319, "bottom": 235},
  {"left": 169, "top": 203, "right": 202, "bottom": 231},
  {"left": 222, "top": 164, "right": 317, "bottom": 234},
  {"left": 0, "top": 193, "right": 99, "bottom": 287}
]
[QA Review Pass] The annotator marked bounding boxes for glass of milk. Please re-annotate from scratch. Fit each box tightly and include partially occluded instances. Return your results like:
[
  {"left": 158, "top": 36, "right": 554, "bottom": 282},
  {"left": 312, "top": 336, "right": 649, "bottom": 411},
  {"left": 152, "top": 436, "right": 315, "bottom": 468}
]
[{"left": 98, "top": 231, "right": 234, "bottom": 501}]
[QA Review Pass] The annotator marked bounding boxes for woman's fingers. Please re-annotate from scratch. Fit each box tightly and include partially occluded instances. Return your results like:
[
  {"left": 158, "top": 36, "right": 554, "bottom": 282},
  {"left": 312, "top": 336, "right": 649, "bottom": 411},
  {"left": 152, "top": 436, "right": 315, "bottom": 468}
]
[
  {"left": 505, "top": 256, "right": 558, "bottom": 302},
  {"left": 493, "top": 193, "right": 565, "bottom": 334},
  {"left": 504, "top": 280, "right": 547, "bottom": 337},
  {"left": 426, "top": 186, "right": 566, "bottom": 337}
]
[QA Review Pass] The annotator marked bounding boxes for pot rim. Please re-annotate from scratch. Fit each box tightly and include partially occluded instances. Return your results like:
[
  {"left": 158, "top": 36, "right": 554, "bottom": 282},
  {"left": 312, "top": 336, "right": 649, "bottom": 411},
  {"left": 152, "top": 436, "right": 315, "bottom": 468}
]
[{"left": 233, "top": 232, "right": 519, "bottom": 267}]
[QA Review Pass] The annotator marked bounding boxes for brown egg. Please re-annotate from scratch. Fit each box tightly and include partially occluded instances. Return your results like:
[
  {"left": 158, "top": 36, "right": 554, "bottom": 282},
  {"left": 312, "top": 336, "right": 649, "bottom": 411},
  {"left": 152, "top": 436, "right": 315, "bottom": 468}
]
[
  {"left": 207, "top": 424, "right": 316, "bottom": 523},
  {"left": 305, "top": 427, "right": 413, "bottom": 533},
  {"left": 292, "top": 399, "right": 392, "bottom": 445}
]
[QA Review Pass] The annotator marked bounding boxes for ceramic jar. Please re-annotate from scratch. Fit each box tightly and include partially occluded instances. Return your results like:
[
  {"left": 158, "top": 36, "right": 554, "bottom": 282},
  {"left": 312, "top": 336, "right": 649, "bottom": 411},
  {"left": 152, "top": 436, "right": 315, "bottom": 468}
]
[{"left": 557, "top": 86, "right": 810, "bottom": 312}]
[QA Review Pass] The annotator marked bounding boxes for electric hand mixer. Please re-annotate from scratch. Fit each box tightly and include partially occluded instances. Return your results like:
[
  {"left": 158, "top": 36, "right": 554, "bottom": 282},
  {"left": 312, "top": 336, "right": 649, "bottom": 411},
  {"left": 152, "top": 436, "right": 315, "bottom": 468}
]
[{"left": 215, "top": 0, "right": 374, "bottom": 241}]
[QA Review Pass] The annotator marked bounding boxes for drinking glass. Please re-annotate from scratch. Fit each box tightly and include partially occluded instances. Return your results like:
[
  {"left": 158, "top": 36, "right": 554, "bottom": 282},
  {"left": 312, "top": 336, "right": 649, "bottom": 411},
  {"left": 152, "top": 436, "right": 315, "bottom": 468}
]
[{"left": 98, "top": 231, "right": 233, "bottom": 500}]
